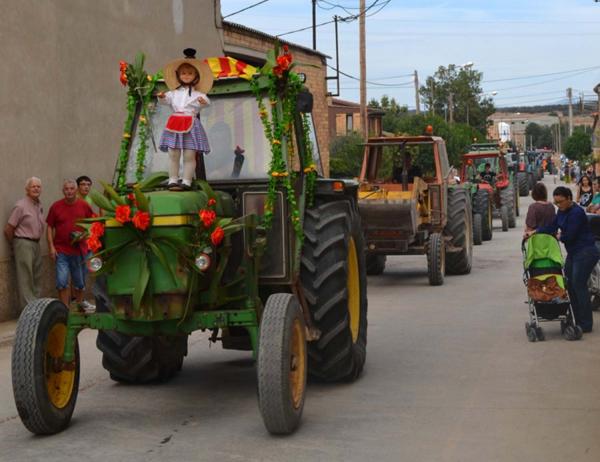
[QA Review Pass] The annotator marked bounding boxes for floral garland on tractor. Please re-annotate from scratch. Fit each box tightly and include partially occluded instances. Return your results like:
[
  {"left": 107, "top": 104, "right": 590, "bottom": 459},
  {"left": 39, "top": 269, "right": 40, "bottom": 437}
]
[
  {"left": 116, "top": 53, "right": 162, "bottom": 190},
  {"left": 80, "top": 176, "right": 242, "bottom": 313},
  {"left": 250, "top": 43, "right": 318, "bottom": 238}
]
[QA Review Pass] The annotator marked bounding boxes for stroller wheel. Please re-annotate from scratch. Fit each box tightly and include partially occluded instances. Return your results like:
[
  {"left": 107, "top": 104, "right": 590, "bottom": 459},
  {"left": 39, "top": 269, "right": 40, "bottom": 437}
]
[
  {"left": 535, "top": 326, "right": 545, "bottom": 341},
  {"left": 525, "top": 323, "right": 537, "bottom": 342},
  {"left": 591, "top": 295, "right": 600, "bottom": 312},
  {"left": 564, "top": 325, "right": 583, "bottom": 341}
]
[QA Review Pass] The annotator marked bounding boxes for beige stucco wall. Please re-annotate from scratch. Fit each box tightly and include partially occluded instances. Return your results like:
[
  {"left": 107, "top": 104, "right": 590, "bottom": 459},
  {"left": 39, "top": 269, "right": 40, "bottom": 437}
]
[{"left": 0, "top": 0, "right": 224, "bottom": 320}]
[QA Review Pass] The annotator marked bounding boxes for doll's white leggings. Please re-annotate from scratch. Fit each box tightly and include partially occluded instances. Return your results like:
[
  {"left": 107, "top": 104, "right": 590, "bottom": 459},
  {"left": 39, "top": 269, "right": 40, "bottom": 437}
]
[{"left": 168, "top": 149, "right": 196, "bottom": 186}]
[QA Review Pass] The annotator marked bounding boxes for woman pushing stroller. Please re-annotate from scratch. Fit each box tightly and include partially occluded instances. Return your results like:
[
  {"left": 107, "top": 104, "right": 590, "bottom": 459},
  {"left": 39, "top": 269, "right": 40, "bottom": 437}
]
[{"left": 525, "top": 186, "right": 599, "bottom": 333}]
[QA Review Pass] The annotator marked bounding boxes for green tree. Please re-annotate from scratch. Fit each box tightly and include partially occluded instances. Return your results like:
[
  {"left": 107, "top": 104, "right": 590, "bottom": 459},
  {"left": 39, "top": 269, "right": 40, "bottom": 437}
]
[
  {"left": 525, "top": 122, "right": 554, "bottom": 150},
  {"left": 419, "top": 65, "right": 495, "bottom": 133},
  {"left": 564, "top": 128, "right": 592, "bottom": 161},
  {"left": 329, "top": 131, "right": 364, "bottom": 178}
]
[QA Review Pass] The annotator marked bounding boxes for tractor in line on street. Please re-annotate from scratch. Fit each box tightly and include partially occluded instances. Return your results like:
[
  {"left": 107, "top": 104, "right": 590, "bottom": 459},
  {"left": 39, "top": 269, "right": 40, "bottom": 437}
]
[
  {"left": 357, "top": 134, "right": 473, "bottom": 286},
  {"left": 460, "top": 143, "right": 519, "bottom": 233},
  {"left": 11, "top": 51, "right": 368, "bottom": 436}
]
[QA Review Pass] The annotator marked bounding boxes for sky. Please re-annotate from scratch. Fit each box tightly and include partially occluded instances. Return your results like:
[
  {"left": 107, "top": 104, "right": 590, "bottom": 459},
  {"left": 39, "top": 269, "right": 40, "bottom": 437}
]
[{"left": 221, "top": 0, "right": 600, "bottom": 110}]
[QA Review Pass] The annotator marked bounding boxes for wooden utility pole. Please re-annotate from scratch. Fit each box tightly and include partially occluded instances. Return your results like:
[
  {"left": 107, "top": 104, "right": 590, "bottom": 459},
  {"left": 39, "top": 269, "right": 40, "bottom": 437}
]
[
  {"left": 359, "top": 0, "right": 367, "bottom": 138},
  {"left": 312, "top": 0, "right": 317, "bottom": 50},
  {"left": 414, "top": 70, "right": 420, "bottom": 114},
  {"left": 567, "top": 87, "right": 573, "bottom": 136}
]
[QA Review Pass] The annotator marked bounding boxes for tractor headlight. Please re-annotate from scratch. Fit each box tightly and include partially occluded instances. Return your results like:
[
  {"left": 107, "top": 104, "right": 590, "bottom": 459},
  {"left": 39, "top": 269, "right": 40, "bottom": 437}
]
[
  {"left": 88, "top": 257, "right": 103, "bottom": 273},
  {"left": 194, "top": 253, "right": 211, "bottom": 271}
]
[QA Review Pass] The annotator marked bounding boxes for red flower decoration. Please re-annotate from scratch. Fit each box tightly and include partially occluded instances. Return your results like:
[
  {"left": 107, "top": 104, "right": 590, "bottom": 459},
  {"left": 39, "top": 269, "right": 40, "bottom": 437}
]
[
  {"left": 115, "top": 205, "right": 131, "bottom": 224},
  {"left": 273, "top": 51, "right": 292, "bottom": 78},
  {"left": 90, "top": 222, "right": 105, "bottom": 238},
  {"left": 207, "top": 198, "right": 217, "bottom": 207},
  {"left": 87, "top": 235, "right": 102, "bottom": 253},
  {"left": 199, "top": 209, "right": 216, "bottom": 228},
  {"left": 120, "top": 72, "right": 128, "bottom": 86},
  {"left": 119, "top": 60, "right": 128, "bottom": 71},
  {"left": 127, "top": 193, "right": 136, "bottom": 202},
  {"left": 132, "top": 211, "right": 151, "bottom": 231},
  {"left": 211, "top": 226, "right": 225, "bottom": 246}
]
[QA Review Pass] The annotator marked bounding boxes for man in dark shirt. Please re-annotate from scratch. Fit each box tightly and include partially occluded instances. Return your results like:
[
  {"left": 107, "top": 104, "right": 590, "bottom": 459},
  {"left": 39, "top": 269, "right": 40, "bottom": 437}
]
[
  {"left": 480, "top": 163, "right": 496, "bottom": 183},
  {"left": 534, "top": 186, "right": 599, "bottom": 332}
]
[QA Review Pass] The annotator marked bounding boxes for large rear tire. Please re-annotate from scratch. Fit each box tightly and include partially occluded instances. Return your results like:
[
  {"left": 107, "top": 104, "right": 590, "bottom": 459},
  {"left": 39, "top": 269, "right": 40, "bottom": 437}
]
[
  {"left": 366, "top": 254, "right": 386, "bottom": 275},
  {"left": 473, "top": 189, "right": 492, "bottom": 241},
  {"left": 12, "top": 299, "right": 80, "bottom": 435},
  {"left": 94, "top": 279, "right": 187, "bottom": 384},
  {"left": 257, "top": 294, "right": 306, "bottom": 435},
  {"left": 301, "top": 201, "right": 368, "bottom": 382},
  {"left": 445, "top": 188, "right": 473, "bottom": 275},
  {"left": 517, "top": 172, "right": 529, "bottom": 196}
]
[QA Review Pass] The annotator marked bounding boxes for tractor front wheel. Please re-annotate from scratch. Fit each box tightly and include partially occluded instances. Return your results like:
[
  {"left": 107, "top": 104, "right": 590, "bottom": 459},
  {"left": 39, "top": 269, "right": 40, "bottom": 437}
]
[
  {"left": 257, "top": 294, "right": 307, "bottom": 435},
  {"left": 12, "top": 298, "right": 80, "bottom": 435},
  {"left": 473, "top": 213, "right": 483, "bottom": 246},
  {"left": 473, "top": 189, "right": 492, "bottom": 241},
  {"left": 427, "top": 232, "right": 445, "bottom": 286},
  {"left": 517, "top": 172, "right": 529, "bottom": 196}
]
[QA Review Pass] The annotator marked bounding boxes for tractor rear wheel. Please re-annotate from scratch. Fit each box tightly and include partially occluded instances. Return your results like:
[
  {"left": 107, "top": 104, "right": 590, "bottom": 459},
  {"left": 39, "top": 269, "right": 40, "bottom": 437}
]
[
  {"left": 301, "top": 201, "right": 368, "bottom": 382},
  {"left": 473, "top": 189, "right": 492, "bottom": 241},
  {"left": 445, "top": 188, "right": 473, "bottom": 275},
  {"left": 473, "top": 213, "right": 483, "bottom": 245},
  {"left": 12, "top": 298, "right": 79, "bottom": 435},
  {"left": 517, "top": 172, "right": 529, "bottom": 196},
  {"left": 366, "top": 254, "right": 386, "bottom": 275},
  {"left": 94, "top": 279, "right": 188, "bottom": 384},
  {"left": 257, "top": 294, "right": 306, "bottom": 435},
  {"left": 427, "top": 232, "right": 445, "bottom": 286}
]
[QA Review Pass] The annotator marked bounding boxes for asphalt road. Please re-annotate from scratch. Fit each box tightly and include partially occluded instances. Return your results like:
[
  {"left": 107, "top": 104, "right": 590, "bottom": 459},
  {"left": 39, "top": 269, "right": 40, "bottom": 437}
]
[{"left": 1, "top": 176, "right": 599, "bottom": 462}]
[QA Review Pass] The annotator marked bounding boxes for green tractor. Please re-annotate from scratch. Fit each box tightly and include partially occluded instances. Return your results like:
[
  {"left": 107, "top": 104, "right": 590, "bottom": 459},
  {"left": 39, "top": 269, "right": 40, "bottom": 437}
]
[{"left": 11, "top": 52, "right": 368, "bottom": 436}]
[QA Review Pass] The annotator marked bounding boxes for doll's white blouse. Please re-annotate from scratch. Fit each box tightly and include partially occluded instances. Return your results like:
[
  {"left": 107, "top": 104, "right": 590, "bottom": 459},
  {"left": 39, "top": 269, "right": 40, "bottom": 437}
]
[{"left": 160, "top": 87, "right": 210, "bottom": 116}]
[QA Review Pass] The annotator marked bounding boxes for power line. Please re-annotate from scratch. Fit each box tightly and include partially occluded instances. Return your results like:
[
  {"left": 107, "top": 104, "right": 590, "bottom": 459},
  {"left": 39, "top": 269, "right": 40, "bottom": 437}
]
[
  {"left": 490, "top": 69, "right": 598, "bottom": 92},
  {"left": 483, "top": 65, "right": 600, "bottom": 83},
  {"left": 329, "top": 64, "right": 413, "bottom": 87},
  {"left": 223, "top": 0, "right": 270, "bottom": 19},
  {"left": 277, "top": 0, "right": 389, "bottom": 37}
]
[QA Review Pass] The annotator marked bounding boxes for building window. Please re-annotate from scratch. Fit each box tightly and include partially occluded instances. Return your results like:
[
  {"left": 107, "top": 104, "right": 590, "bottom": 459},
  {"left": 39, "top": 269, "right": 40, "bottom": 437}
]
[{"left": 346, "top": 114, "right": 353, "bottom": 133}]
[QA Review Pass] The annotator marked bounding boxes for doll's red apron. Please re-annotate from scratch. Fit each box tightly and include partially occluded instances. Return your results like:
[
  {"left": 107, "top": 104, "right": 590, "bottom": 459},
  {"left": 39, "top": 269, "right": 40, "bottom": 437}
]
[{"left": 165, "top": 113, "right": 194, "bottom": 133}]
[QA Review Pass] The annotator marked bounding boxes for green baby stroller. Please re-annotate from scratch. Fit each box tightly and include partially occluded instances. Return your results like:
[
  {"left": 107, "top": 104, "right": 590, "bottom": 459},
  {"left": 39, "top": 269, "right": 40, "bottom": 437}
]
[{"left": 522, "top": 233, "right": 583, "bottom": 341}]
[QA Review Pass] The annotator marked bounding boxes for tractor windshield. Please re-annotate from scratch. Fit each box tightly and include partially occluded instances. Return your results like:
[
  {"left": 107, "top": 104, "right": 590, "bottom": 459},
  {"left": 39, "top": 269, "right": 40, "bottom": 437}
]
[
  {"left": 366, "top": 143, "right": 437, "bottom": 182},
  {"left": 125, "top": 93, "right": 272, "bottom": 183}
]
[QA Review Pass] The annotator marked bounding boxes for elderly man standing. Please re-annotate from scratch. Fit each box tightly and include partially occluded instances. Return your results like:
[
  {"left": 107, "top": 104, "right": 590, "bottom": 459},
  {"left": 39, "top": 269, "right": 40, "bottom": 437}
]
[
  {"left": 4, "top": 177, "right": 45, "bottom": 312},
  {"left": 46, "top": 179, "right": 94, "bottom": 308}
]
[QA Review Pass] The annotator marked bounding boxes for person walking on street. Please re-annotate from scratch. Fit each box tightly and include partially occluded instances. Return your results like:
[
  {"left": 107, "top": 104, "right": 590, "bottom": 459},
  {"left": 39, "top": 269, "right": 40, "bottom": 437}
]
[
  {"left": 577, "top": 175, "right": 593, "bottom": 208},
  {"left": 76, "top": 175, "right": 93, "bottom": 206},
  {"left": 524, "top": 182, "right": 555, "bottom": 233},
  {"left": 3, "top": 177, "right": 44, "bottom": 312},
  {"left": 46, "top": 179, "right": 94, "bottom": 309},
  {"left": 528, "top": 186, "right": 599, "bottom": 333}
]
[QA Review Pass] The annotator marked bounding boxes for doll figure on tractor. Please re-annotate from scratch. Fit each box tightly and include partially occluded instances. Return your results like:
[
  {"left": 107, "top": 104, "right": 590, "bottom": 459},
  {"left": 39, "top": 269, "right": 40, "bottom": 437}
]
[
  {"left": 460, "top": 143, "right": 520, "bottom": 233},
  {"left": 11, "top": 48, "right": 368, "bottom": 436}
]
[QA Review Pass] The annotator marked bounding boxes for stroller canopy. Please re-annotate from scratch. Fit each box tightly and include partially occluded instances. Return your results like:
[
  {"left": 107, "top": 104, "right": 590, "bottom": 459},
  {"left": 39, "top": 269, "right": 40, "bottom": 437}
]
[{"left": 525, "top": 233, "right": 563, "bottom": 269}]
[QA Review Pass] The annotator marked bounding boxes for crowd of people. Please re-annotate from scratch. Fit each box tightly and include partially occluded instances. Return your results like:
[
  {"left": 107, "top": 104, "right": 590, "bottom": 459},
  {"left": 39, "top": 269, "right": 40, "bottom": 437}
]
[{"left": 3, "top": 176, "right": 96, "bottom": 314}]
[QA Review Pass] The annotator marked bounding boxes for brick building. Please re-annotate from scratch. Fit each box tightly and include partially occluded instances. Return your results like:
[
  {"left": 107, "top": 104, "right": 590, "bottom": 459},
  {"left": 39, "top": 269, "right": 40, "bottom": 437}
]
[
  {"left": 328, "top": 98, "right": 385, "bottom": 138},
  {"left": 222, "top": 21, "right": 331, "bottom": 173}
]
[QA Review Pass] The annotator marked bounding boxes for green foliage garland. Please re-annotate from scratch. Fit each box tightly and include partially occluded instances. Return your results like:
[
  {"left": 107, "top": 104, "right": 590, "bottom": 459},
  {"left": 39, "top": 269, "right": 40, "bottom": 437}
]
[
  {"left": 116, "top": 53, "right": 161, "bottom": 190},
  {"left": 251, "top": 43, "right": 316, "bottom": 238}
]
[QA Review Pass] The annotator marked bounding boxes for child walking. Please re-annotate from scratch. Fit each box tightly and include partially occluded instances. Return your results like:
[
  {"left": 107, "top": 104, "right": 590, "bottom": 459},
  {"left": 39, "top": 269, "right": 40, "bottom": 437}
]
[{"left": 159, "top": 48, "right": 214, "bottom": 190}]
